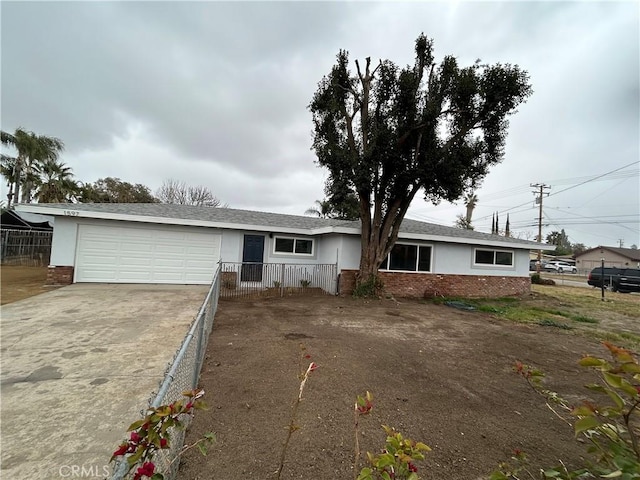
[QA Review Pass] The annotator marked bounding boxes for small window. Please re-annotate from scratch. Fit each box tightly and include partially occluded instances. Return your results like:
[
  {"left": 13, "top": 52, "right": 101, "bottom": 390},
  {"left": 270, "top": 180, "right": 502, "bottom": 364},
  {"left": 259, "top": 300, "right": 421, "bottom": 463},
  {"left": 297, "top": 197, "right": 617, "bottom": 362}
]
[
  {"left": 381, "top": 244, "right": 432, "bottom": 272},
  {"left": 295, "top": 239, "right": 313, "bottom": 255},
  {"left": 495, "top": 251, "right": 513, "bottom": 266},
  {"left": 274, "top": 237, "right": 314, "bottom": 256},
  {"left": 275, "top": 238, "right": 294, "bottom": 253},
  {"left": 474, "top": 249, "right": 513, "bottom": 267}
]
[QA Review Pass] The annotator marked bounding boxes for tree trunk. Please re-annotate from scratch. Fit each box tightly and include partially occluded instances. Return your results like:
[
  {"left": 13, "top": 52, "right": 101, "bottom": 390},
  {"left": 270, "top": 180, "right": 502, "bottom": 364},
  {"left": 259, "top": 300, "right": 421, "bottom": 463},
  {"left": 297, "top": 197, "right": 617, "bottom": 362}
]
[
  {"left": 21, "top": 159, "right": 32, "bottom": 203},
  {"left": 13, "top": 157, "right": 22, "bottom": 206}
]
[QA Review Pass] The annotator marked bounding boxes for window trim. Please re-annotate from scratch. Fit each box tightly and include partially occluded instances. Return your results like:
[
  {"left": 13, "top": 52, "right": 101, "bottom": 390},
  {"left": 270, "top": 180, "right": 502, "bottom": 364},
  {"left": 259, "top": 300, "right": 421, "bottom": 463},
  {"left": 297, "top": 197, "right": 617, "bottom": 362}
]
[
  {"left": 473, "top": 248, "right": 514, "bottom": 268},
  {"left": 273, "top": 236, "right": 315, "bottom": 256},
  {"left": 379, "top": 243, "right": 433, "bottom": 273}
]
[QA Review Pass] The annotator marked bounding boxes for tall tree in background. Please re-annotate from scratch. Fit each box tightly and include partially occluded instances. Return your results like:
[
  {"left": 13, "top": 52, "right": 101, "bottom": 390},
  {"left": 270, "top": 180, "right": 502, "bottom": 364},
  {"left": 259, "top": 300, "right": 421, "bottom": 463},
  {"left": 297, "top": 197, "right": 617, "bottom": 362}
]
[
  {"left": 455, "top": 192, "right": 478, "bottom": 230},
  {"left": 464, "top": 192, "right": 478, "bottom": 225},
  {"left": 305, "top": 192, "right": 360, "bottom": 221},
  {"left": 310, "top": 34, "right": 531, "bottom": 287},
  {"left": 0, "top": 128, "right": 64, "bottom": 205},
  {"left": 79, "top": 177, "right": 158, "bottom": 203},
  {"left": 546, "top": 229, "right": 572, "bottom": 256},
  {"left": 305, "top": 199, "right": 333, "bottom": 218},
  {"left": 156, "top": 179, "right": 226, "bottom": 207},
  {"left": 34, "top": 159, "right": 79, "bottom": 203},
  {"left": 0, "top": 154, "right": 17, "bottom": 205}
]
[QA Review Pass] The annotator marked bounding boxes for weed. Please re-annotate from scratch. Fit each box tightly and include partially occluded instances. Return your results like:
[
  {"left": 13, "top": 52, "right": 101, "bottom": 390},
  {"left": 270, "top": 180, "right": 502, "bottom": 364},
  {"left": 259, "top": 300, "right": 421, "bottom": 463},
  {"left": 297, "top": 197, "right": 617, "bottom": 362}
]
[{"left": 538, "top": 319, "right": 573, "bottom": 330}]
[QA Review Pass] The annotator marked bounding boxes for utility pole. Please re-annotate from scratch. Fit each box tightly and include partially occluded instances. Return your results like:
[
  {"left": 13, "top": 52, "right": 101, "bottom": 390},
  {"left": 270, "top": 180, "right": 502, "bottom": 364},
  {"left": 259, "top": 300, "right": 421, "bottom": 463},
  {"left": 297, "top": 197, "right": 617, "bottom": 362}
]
[
  {"left": 531, "top": 183, "right": 551, "bottom": 272},
  {"left": 618, "top": 239, "right": 624, "bottom": 248}
]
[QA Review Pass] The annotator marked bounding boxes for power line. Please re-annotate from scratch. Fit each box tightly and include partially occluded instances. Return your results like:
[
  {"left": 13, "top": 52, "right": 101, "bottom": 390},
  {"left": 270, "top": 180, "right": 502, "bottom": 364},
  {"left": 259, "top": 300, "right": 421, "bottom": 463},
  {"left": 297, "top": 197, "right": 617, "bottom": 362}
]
[{"left": 547, "top": 161, "right": 639, "bottom": 199}]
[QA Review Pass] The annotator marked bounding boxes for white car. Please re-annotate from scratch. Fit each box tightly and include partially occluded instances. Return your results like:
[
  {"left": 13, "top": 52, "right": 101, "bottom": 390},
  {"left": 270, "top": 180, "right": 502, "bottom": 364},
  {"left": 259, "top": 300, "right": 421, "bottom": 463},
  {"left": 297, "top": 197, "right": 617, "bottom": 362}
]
[{"left": 544, "top": 261, "right": 577, "bottom": 273}]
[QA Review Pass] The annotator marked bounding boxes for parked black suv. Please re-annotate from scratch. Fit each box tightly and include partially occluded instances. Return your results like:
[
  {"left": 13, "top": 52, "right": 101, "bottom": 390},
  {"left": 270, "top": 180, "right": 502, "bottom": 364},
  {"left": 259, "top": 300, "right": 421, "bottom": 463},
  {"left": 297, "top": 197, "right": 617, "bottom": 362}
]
[
  {"left": 588, "top": 267, "right": 640, "bottom": 293},
  {"left": 587, "top": 267, "right": 621, "bottom": 288},
  {"left": 611, "top": 269, "right": 640, "bottom": 293}
]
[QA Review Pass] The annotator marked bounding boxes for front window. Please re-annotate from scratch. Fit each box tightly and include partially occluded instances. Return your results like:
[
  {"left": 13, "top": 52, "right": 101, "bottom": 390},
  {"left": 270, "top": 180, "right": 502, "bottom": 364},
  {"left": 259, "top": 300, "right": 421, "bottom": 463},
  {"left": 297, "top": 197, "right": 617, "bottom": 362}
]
[
  {"left": 474, "top": 249, "right": 514, "bottom": 267},
  {"left": 380, "top": 244, "right": 432, "bottom": 272},
  {"left": 274, "top": 237, "right": 314, "bottom": 256}
]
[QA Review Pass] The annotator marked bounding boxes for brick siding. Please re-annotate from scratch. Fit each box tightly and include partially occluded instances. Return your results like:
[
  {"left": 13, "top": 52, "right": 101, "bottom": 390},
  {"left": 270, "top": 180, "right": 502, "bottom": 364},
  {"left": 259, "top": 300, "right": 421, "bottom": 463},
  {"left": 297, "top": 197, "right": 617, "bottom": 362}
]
[
  {"left": 46, "top": 266, "right": 74, "bottom": 286},
  {"left": 339, "top": 270, "right": 530, "bottom": 298}
]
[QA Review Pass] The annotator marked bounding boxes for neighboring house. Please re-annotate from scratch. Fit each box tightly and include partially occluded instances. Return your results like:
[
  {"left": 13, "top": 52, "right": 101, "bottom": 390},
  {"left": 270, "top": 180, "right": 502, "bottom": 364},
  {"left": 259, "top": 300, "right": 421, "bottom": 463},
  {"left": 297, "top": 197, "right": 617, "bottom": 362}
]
[
  {"left": 575, "top": 246, "right": 640, "bottom": 271},
  {"left": 15, "top": 203, "right": 554, "bottom": 298}
]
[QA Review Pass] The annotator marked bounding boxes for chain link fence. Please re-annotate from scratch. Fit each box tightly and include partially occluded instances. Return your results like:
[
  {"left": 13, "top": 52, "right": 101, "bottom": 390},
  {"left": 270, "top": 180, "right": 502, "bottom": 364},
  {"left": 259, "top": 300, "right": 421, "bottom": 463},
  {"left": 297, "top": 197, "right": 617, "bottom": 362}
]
[
  {"left": 0, "top": 229, "right": 52, "bottom": 266},
  {"left": 220, "top": 262, "right": 337, "bottom": 298},
  {"left": 110, "top": 263, "right": 221, "bottom": 480}
]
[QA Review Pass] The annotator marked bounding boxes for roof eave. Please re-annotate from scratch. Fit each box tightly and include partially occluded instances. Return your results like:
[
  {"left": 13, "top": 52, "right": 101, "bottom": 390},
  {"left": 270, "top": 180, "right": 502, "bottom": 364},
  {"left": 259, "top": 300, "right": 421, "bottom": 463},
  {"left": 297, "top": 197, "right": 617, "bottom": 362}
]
[
  {"left": 15, "top": 204, "right": 554, "bottom": 250},
  {"left": 14, "top": 204, "right": 316, "bottom": 235}
]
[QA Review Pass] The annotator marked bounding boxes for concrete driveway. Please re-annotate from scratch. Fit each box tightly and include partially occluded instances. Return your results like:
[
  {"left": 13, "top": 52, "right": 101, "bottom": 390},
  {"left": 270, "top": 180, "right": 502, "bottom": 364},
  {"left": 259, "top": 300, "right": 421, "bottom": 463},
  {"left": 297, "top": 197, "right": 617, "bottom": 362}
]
[{"left": 0, "top": 284, "right": 209, "bottom": 480}]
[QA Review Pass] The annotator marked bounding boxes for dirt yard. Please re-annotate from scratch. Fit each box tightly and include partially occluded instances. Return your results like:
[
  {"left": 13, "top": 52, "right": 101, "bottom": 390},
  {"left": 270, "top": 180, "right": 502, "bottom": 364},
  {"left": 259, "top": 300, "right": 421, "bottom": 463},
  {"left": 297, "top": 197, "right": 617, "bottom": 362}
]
[
  {"left": 179, "top": 290, "right": 640, "bottom": 480},
  {"left": 0, "top": 265, "right": 56, "bottom": 305}
]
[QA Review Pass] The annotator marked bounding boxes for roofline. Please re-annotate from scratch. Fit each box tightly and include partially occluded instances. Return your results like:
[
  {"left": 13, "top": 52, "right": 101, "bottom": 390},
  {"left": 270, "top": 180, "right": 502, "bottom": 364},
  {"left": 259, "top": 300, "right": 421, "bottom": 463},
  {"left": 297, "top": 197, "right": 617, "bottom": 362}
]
[
  {"left": 15, "top": 204, "right": 315, "bottom": 235},
  {"left": 577, "top": 245, "right": 640, "bottom": 261},
  {"left": 15, "top": 204, "right": 552, "bottom": 250}
]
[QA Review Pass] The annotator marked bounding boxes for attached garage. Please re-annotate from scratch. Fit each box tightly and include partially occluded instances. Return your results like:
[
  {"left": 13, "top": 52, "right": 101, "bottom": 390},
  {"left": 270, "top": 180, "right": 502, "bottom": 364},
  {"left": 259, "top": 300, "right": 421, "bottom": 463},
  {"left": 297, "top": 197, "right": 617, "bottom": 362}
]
[{"left": 75, "top": 223, "right": 221, "bottom": 284}]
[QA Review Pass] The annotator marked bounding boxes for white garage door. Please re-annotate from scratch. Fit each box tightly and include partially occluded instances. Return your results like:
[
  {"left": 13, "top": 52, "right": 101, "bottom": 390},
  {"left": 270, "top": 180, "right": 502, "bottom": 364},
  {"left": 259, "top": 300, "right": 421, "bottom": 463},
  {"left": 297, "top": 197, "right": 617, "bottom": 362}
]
[{"left": 75, "top": 224, "right": 221, "bottom": 284}]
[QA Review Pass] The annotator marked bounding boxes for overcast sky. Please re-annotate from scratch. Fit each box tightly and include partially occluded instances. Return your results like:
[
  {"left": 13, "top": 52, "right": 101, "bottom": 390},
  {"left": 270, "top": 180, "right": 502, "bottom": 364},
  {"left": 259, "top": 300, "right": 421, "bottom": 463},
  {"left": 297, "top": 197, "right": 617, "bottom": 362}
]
[{"left": 2, "top": 1, "right": 638, "bottom": 248}]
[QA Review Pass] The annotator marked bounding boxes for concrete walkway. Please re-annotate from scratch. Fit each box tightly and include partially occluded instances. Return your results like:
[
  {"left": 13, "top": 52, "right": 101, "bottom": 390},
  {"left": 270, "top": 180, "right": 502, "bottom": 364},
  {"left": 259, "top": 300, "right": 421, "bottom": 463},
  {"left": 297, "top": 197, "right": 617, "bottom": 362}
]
[{"left": 0, "top": 284, "right": 209, "bottom": 480}]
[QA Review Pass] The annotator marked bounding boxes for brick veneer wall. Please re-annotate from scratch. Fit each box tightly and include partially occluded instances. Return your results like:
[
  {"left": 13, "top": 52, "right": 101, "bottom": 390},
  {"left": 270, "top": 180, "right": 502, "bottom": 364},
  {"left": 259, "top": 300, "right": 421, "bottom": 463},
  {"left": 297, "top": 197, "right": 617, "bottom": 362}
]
[
  {"left": 339, "top": 269, "right": 530, "bottom": 298},
  {"left": 46, "top": 266, "right": 74, "bottom": 285}
]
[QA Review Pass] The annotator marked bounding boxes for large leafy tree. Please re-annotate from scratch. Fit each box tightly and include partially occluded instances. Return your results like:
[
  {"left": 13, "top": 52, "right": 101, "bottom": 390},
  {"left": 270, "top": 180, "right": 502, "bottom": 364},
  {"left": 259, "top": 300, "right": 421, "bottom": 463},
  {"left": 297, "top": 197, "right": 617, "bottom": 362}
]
[
  {"left": 79, "top": 177, "right": 158, "bottom": 203},
  {"left": 34, "top": 159, "right": 79, "bottom": 203},
  {"left": 310, "top": 34, "right": 532, "bottom": 285},
  {"left": 0, "top": 128, "right": 65, "bottom": 205}
]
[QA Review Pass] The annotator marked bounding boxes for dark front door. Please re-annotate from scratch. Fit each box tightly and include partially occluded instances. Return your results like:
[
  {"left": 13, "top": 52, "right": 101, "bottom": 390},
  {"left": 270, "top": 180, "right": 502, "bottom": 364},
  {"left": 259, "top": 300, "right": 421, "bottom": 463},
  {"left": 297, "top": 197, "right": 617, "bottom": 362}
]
[{"left": 241, "top": 235, "right": 264, "bottom": 282}]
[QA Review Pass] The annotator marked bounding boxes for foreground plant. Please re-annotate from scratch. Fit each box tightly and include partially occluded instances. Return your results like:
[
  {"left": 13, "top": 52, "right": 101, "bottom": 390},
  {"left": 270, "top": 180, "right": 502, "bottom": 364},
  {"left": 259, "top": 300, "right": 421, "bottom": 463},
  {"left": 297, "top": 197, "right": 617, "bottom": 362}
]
[
  {"left": 491, "top": 341, "right": 640, "bottom": 479},
  {"left": 111, "top": 389, "right": 215, "bottom": 480},
  {"left": 354, "top": 391, "right": 430, "bottom": 480},
  {"left": 274, "top": 345, "right": 319, "bottom": 479}
]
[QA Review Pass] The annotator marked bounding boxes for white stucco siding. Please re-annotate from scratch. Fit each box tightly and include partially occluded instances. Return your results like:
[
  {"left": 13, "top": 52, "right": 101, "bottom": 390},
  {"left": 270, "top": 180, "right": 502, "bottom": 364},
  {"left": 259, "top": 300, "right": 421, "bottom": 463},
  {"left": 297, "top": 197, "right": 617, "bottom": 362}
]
[
  {"left": 220, "top": 230, "right": 246, "bottom": 263},
  {"left": 337, "top": 235, "right": 530, "bottom": 276},
  {"left": 316, "top": 235, "right": 342, "bottom": 266},
  {"left": 339, "top": 236, "right": 362, "bottom": 270},
  {"left": 50, "top": 216, "right": 79, "bottom": 266},
  {"left": 430, "top": 242, "right": 529, "bottom": 276}
]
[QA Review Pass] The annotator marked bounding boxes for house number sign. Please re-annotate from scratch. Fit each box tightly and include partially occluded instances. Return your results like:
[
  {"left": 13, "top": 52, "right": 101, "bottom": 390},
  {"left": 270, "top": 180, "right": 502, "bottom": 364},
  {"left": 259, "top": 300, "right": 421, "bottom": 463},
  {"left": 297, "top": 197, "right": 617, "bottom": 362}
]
[{"left": 63, "top": 210, "right": 80, "bottom": 216}]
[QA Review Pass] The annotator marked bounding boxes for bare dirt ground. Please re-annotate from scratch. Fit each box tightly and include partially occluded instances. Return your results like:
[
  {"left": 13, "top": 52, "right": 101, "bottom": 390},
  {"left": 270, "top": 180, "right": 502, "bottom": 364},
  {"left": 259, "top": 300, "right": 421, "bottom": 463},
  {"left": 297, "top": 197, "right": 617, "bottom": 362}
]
[
  {"left": 0, "top": 265, "right": 56, "bottom": 305},
  {"left": 179, "top": 291, "right": 639, "bottom": 480}
]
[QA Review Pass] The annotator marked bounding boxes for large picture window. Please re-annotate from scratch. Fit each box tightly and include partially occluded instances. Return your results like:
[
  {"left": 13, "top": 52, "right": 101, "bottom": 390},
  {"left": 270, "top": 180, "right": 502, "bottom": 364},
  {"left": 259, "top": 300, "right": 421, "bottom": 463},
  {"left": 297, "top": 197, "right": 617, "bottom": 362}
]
[
  {"left": 274, "top": 237, "right": 314, "bottom": 256},
  {"left": 474, "top": 249, "right": 514, "bottom": 267},
  {"left": 380, "top": 244, "right": 432, "bottom": 272}
]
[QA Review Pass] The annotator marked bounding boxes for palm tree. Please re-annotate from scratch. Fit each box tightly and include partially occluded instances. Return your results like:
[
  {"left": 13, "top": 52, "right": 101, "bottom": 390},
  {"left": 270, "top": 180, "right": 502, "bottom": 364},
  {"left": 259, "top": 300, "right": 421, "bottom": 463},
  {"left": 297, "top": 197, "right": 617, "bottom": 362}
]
[
  {"left": 305, "top": 200, "right": 333, "bottom": 218},
  {"left": 463, "top": 192, "right": 478, "bottom": 224},
  {"left": 34, "top": 159, "right": 78, "bottom": 203},
  {"left": 0, "top": 154, "right": 17, "bottom": 206},
  {"left": 0, "top": 128, "right": 65, "bottom": 205}
]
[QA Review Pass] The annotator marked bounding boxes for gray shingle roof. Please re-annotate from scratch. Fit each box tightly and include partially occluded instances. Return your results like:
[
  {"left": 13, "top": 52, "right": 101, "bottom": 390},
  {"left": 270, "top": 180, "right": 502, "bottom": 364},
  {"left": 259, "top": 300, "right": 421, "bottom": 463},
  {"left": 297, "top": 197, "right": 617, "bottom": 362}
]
[
  {"left": 578, "top": 246, "right": 640, "bottom": 262},
  {"left": 18, "top": 203, "right": 548, "bottom": 249}
]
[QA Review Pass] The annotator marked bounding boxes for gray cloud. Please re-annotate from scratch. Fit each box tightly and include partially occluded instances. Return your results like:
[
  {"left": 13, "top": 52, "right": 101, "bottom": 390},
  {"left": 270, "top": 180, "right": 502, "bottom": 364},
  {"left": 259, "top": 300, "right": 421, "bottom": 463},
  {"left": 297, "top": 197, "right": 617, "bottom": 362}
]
[{"left": 2, "top": 1, "right": 638, "bottom": 247}]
